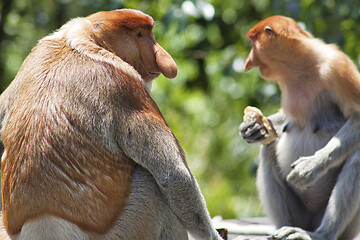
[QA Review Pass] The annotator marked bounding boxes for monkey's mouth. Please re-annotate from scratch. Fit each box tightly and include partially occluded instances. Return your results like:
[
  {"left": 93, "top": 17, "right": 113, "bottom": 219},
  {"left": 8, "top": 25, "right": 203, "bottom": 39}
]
[
  {"left": 143, "top": 72, "right": 160, "bottom": 82},
  {"left": 149, "top": 72, "right": 160, "bottom": 77}
]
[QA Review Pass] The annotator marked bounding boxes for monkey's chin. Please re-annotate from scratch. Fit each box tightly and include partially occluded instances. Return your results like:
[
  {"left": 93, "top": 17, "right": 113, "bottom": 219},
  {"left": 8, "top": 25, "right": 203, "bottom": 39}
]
[
  {"left": 259, "top": 70, "right": 272, "bottom": 80},
  {"left": 259, "top": 67, "right": 276, "bottom": 82},
  {"left": 143, "top": 72, "right": 160, "bottom": 82}
]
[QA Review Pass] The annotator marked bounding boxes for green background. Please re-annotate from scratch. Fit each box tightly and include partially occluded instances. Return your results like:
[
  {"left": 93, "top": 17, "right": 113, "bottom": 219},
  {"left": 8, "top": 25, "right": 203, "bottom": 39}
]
[{"left": 1, "top": 0, "right": 360, "bottom": 219}]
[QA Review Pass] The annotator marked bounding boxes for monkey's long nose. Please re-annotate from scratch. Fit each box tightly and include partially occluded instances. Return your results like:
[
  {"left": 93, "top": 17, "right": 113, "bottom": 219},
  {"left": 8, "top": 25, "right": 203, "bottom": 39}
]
[
  {"left": 244, "top": 49, "right": 256, "bottom": 71},
  {"left": 154, "top": 43, "right": 177, "bottom": 79}
]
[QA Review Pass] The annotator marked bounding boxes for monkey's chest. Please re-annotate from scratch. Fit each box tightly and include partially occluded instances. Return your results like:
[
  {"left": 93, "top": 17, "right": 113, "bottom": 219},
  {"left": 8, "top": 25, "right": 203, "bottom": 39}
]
[
  {"left": 276, "top": 126, "right": 331, "bottom": 175},
  {"left": 276, "top": 125, "right": 340, "bottom": 212}
]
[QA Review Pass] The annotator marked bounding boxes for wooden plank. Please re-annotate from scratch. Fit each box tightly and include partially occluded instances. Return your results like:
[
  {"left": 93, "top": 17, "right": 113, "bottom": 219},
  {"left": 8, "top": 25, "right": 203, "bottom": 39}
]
[{"left": 213, "top": 217, "right": 274, "bottom": 240}]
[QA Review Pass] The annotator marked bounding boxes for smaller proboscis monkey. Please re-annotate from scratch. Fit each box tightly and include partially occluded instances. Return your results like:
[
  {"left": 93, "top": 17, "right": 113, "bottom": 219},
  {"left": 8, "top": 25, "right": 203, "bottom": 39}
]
[
  {"left": 0, "top": 9, "right": 221, "bottom": 240},
  {"left": 240, "top": 16, "right": 360, "bottom": 240}
]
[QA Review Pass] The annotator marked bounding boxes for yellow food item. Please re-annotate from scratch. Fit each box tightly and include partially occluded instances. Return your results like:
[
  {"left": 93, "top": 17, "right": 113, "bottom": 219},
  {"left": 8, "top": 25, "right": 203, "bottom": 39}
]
[{"left": 243, "top": 106, "right": 278, "bottom": 145}]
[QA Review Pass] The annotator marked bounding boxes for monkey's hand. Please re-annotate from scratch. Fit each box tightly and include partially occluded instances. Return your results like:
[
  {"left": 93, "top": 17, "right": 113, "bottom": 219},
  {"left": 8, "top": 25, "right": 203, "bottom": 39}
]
[
  {"left": 239, "top": 106, "right": 277, "bottom": 145},
  {"left": 272, "top": 226, "right": 326, "bottom": 240},
  {"left": 286, "top": 153, "right": 328, "bottom": 189}
]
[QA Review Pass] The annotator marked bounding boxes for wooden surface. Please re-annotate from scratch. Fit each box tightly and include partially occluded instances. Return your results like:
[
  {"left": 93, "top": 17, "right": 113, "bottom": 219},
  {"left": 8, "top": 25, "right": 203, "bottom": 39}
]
[
  {"left": 213, "top": 217, "right": 274, "bottom": 240},
  {"left": 189, "top": 217, "right": 275, "bottom": 240}
]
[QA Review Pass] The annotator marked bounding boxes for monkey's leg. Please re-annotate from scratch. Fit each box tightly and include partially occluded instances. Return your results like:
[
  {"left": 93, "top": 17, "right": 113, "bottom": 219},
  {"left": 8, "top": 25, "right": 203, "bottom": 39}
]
[
  {"left": 100, "top": 165, "right": 188, "bottom": 240},
  {"left": 257, "top": 142, "right": 311, "bottom": 229},
  {"left": 274, "top": 150, "right": 360, "bottom": 240},
  {"left": 314, "top": 150, "right": 360, "bottom": 240}
]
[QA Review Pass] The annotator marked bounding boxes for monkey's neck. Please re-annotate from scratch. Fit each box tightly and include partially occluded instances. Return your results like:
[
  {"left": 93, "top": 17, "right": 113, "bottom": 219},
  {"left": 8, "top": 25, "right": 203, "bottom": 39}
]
[
  {"left": 280, "top": 83, "right": 319, "bottom": 126},
  {"left": 278, "top": 71, "right": 324, "bottom": 126},
  {"left": 277, "top": 39, "right": 336, "bottom": 126}
]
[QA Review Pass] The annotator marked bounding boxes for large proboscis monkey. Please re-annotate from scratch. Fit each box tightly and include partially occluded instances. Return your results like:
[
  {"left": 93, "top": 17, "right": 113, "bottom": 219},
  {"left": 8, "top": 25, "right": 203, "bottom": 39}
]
[
  {"left": 239, "top": 16, "right": 360, "bottom": 240},
  {"left": 0, "top": 9, "right": 221, "bottom": 240}
]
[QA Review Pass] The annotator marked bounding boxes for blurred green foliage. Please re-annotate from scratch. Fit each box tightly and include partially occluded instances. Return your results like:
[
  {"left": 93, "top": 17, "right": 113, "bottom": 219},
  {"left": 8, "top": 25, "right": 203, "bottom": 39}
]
[{"left": 1, "top": 0, "right": 360, "bottom": 219}]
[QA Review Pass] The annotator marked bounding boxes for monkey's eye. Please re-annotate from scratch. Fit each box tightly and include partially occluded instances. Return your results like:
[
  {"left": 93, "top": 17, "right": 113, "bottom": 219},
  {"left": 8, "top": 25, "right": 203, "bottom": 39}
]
[
  {"left": 137, "top": 32, "right": 143, "bottom": 38},
  {"left": 264, "top": 26, "right": 274, "bottom": 34}
]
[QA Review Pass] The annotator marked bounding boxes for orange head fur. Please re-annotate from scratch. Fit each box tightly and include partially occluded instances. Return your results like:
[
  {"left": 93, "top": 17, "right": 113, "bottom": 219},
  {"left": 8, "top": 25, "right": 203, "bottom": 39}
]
[
  {"left": 244, "top": 16, "right": 313, "bottom": 81},
  {"left": 246, "top": 15, "right": 311, "bottom": 41},
  {"left": 85, "top": 9, "right": 177, "bottom": 82},
  {"left": 86, "top": 9, "right": 155, "bottom": 30}
]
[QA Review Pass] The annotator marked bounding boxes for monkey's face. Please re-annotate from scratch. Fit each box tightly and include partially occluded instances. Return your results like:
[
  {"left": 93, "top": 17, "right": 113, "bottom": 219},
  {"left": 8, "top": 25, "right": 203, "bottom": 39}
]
[
  {"left": 244, "top": 15, "right": 312, "bottom": 82},
  {"left": 126, "top": 27, "right": 178, "bottom": 82},
  {"left": 245, "top": 38, "right": 276, "bottom": 80},
  {"left": 244, "top": 23, "right": 282, "bottom": 81},
  {"left": 87, "top": 10, "right": 177, "bottom": 83},
  {"left": 107, "top": 27, "right": 177, "bottom": 82}
]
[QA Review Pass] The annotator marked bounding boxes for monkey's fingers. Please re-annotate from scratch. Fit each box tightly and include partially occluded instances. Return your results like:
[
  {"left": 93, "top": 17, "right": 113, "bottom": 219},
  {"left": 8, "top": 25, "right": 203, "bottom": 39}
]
[
  {"left": 272, "top": 226, "right": 312, "bottom": 240},
  {"left": 242, "top": 106, "right": 278, "bottom": 145},
  {"left": 239, "top": 121, "right": 269, "bottom": 144}
]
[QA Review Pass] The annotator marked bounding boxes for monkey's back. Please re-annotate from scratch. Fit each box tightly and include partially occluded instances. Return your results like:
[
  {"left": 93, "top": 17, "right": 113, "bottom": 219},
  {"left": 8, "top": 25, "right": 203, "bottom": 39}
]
[{"left": 1, "top": 37, "right": 136, "bottom": 235}]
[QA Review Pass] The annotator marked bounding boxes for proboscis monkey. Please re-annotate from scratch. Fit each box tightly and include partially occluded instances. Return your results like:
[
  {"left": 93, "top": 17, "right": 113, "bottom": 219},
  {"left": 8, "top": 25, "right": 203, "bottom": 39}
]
[
  {"left": 0, "top": 9, "right": 221, "bottom": 240},
  {"left": 239, "top": 16, "right": 360, "bottom": 240}
]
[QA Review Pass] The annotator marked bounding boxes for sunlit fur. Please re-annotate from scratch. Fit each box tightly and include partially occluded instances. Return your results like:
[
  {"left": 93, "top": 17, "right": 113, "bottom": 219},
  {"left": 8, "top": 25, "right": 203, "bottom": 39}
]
[
  {"left": 0, "top": 9, "right": 220, "bottom": 240},
  {"left": 244, "top": 15, "right": 360, "bottom": 240}
]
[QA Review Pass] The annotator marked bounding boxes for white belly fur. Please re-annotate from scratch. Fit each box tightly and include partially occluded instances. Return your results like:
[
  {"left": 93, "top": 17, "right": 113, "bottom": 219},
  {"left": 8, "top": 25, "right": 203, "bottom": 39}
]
[
  {"left": 276, "top": 125, "right": 331, "bottom": 177},
  {"left": 276, "top": 125, "right": 340, "bottom": 213}
]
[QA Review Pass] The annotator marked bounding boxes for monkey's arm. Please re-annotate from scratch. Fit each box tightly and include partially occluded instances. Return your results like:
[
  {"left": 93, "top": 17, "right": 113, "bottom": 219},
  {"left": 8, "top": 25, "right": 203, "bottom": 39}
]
[
  {"left": 0, "top": 80, "right": 21, "bottom": 131},
  {"left": 288, "top": 114, "right": 360, "bottom": 189},
  {"left": 0, "top": 79, "right": 23, "bottom": 157},
  {"left": 116, "top": 116, "right": 221, "bottom": 240},
  {"left": 240, "top": 111, "right": 286, "bottom": 144}
]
